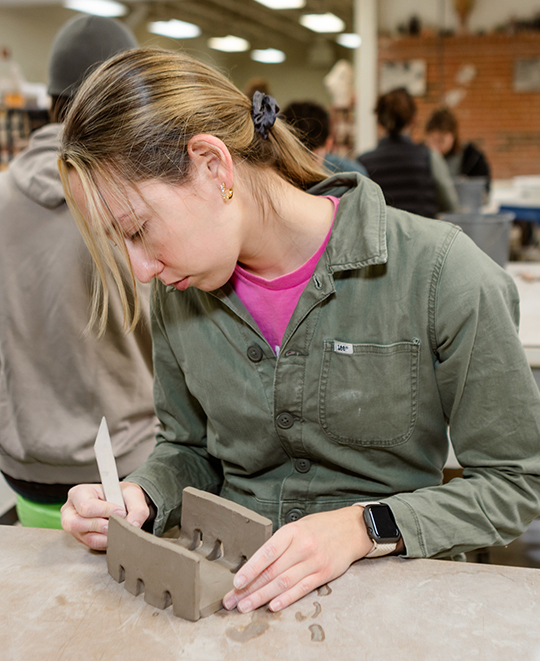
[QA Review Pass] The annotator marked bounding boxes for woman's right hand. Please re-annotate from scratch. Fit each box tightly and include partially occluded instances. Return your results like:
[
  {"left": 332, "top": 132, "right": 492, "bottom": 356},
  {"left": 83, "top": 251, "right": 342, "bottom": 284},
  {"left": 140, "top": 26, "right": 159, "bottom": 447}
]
[{"left": 61, "top": 481, "right": 149, "bottom": 551}]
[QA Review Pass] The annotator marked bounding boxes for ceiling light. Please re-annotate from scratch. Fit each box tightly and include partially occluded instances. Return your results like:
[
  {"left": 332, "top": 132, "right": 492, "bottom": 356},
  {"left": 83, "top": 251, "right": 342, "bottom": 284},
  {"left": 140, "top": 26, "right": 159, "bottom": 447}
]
[
  {"left": 148, "top": 19, "right": 201, "bottom": 39},
  {"left": 299, "top": 13, "right": 345, "bottom": 33},
  {"left": 254, "top": 0, "right": 305, "bottom": 8},
  {"left": 250, "top": 48, "right": 286, "bottom": 64},
  {"left": 208, "top": 35, "right": 250, "bottom": 52},
  {"left": 336, "top": 33, "right": 362, "bottom": 49},
  {"left": 63, "top": 0, "right": 127, "bottom": 16}
]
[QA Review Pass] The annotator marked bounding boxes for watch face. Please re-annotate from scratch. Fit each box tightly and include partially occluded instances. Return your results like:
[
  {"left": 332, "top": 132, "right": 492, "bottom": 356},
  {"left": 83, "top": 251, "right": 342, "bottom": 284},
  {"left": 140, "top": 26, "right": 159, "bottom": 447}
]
[{"left": 364, "top": 504, "right": 400, "bottom": 543}]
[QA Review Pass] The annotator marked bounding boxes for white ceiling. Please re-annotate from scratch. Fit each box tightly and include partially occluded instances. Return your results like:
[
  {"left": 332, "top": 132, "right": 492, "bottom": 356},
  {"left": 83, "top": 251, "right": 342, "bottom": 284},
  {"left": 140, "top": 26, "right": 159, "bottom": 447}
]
[
  {"left": 2, "top": 1, "right": 539, "bottom": 62},
  {"left": 0, "top": 0, "right": 355, "bottom": 52}
]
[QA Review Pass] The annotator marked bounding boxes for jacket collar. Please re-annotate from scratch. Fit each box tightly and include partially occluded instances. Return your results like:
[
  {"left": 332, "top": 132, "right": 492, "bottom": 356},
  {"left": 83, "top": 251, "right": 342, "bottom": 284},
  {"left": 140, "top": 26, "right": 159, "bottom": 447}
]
[
  {"left": 207, "top": 172, "right": 388, "bottom": 336},
  {"left": 308, "top": 172, "right": 388, "bottom": 273},
  {"left": 378, "top": 134, "right": 413, "bottom": 146}
]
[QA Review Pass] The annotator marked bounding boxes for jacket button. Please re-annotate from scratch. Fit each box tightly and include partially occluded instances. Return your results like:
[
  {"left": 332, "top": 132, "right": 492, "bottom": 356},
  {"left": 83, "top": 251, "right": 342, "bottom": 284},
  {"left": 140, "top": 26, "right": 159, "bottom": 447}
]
[
  {"left": 285, "top": 508, "right": 304, "bottom": 523},
  {"left": 295, "top": 458, "right": 311, "bottom": 473},
  {"left": 247, "top": 345, "right": 263, "bottom": 362},
  {"left": 276, "top": 411, "right": 294, "bottom": 429}
]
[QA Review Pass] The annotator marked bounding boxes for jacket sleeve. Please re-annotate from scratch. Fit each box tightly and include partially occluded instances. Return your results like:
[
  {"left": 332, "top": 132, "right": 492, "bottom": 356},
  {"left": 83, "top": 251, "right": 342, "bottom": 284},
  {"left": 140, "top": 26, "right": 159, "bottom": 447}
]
[
  {"left": 126, "top": 289, "right": 223, "bottom": 536},
  {"left": 429, "top": 148, "right": 459, "bottom": 213},
  {"left": 386, "top": 230, "right": 540, "bottom": 558}
]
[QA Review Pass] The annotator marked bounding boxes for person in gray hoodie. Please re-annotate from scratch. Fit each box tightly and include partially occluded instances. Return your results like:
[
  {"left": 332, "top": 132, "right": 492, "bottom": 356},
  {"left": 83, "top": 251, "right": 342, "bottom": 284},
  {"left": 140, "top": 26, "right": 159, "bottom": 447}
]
[{"left": 0, "top": 15, "right": 157, "bottom": 527}]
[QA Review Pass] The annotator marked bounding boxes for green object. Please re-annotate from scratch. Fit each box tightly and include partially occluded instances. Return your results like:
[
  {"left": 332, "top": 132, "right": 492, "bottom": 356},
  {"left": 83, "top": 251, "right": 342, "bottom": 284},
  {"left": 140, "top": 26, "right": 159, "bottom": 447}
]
[
  {"left": 16, "top": 495, "right": 63, "bottom": 529},
  {"left": 127, "top": 172, "right": 540, "bottom": 560}
]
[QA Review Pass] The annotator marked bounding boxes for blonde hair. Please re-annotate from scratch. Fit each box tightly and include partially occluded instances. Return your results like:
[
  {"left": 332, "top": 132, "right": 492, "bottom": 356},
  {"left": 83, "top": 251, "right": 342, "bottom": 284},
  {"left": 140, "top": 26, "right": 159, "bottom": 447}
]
[{"left": 59, "top": 47, "right": 326, "bottom": 334}]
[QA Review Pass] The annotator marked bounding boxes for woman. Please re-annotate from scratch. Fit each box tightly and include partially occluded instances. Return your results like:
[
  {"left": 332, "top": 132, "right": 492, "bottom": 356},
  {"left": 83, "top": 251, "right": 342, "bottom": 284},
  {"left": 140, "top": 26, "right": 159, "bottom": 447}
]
[
  {"left": 60, "top": 49, "right": 540, "bottom": 616},
  {"left": 358, "top": 87, "right": 458, "bottom": 218},
  {"left": 425, "top": 107, "right": 491, "bottom": 188}
]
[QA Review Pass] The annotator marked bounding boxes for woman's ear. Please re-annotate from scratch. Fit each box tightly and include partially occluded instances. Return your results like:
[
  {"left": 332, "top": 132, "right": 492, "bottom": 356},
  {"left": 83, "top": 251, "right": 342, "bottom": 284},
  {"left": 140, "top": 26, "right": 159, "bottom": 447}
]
[{"left": 187, "top": 134, "right": 234, "bottom": 188}]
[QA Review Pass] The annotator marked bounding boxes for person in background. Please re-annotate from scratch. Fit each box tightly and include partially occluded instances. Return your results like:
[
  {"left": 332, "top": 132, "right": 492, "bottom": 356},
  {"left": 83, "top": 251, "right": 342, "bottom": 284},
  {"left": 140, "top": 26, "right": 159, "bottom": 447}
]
[
  {"left": 281, "top": 100, "right": 368, "bottom": 178},
  {"left": 243, "top": 77, "right": 272, "bottom": 103},
  {"left": 358, "top": 87, "right": 458, "bottom": 218},
  {"left": 425, "top": 107, "right": 491, "bottom": 189},
  {"left": 0, "top": 15, "right": 157, "bottom": 529},
  {"left": 58, "top": 49, "right": 540, "bottom": 616}
]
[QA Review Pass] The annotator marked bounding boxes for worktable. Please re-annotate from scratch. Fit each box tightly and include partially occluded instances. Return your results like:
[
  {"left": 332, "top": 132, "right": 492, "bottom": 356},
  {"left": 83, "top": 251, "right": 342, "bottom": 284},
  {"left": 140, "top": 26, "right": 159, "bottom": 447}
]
[
  {"left": 2, "top": 525, "right": 540, "bottom": 661},
  {"left": 507, "top": 262, "right": 540, "bottom": 370}
]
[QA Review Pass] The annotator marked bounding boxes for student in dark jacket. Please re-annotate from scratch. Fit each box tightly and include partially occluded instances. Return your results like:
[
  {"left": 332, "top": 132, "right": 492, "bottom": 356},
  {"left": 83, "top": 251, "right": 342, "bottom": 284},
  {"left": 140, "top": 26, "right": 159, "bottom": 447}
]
[
  {"left": 425, "top": 107, "right": 491, "bottom": 190},
  {"left": 358, "top": 88, "right": 457, "bottom": 218},
  {"left": 281, "top": 100, "right": 369, "bottom": 178}
]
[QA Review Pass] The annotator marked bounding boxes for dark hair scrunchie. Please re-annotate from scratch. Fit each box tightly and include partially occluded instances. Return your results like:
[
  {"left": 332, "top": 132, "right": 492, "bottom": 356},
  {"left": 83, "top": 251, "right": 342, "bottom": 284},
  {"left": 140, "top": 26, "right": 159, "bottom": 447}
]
[{"left": 252, "top": 90, "right": 280, "bottom": 139}]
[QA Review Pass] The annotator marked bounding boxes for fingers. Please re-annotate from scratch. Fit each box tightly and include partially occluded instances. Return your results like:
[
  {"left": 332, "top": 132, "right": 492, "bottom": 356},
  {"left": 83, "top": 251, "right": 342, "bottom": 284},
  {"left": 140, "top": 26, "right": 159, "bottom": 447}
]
[
  {"left": 222, "top": 507, "right": 373, "bottom": 615},
  {"left": 232, "top": 526, "right": 293, "bottom": 591},
  {"left": 61, "top": 484, "right": 115, "bottom": 551},
  {"left": 227, "top": 527, "right": 317, "bottom": 602},
  {"left": 68, "top": 484, "right": 125, "bottom": 519},
  {"left": 266, "top": 573, "right": 324, "bottom": 613},
  {"left": 61, "top": 482, "right": 148, "bottom": 551},
  {"left": 121, "top": 482, "right": 149, "bottom": 528},
  {"left": 224, "top": 552, "right": 324, "bottom": 614},
  {"left": 60, "top": 506, "right": 110, "bottom": 551}
]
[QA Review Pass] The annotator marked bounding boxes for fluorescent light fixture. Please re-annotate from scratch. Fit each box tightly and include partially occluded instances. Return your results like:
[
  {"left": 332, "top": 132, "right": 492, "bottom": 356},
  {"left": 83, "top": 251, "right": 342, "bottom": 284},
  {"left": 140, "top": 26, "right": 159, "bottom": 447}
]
[
  {"left": 299, "top": 13, "right": 345, "bottom": 33},
  {"left": 148, "top": 19, "right": 201, "bottom": 39},
  {"left": 250, "top": 48, "right": 286, "bottom": 64},
  {"left": 208, "top": 35, "right": 250, "bottom": 52},
  {"left": 63, "top": 0, "right": 127, "bottom": 16},
  {"left": 254, "top": 0, "right": 305, "bottom": 8},
  {"left": 336, "top": 33, "right": 362, "bottom": 48}
]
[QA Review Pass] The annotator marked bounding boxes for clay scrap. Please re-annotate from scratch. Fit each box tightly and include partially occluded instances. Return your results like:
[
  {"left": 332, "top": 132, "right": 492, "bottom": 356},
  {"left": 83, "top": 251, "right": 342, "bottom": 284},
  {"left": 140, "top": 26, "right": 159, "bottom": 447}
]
[{"left": 107, "top": 487, "right": 273, "bottom": 621}]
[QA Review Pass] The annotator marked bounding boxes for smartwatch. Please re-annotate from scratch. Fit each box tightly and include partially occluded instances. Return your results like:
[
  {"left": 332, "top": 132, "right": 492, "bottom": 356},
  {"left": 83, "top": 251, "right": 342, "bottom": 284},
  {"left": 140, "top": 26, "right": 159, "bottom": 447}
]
[{"left": 360, "top": 502, "right": 401, "bottom": 558}]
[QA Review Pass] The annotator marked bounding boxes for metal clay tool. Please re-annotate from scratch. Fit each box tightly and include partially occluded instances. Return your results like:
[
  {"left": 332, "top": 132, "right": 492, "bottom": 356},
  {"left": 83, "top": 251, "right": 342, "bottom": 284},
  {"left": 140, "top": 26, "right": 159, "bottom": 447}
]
[{"left": 93, "top": 416, "right": 125, "bottom": 509}]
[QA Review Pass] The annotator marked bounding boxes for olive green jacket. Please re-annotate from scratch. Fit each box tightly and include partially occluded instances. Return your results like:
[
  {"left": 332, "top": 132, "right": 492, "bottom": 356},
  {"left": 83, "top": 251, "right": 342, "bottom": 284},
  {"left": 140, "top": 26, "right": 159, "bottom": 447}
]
[{"left": 128, "top": 173, "right": 540, "bottom": 559}]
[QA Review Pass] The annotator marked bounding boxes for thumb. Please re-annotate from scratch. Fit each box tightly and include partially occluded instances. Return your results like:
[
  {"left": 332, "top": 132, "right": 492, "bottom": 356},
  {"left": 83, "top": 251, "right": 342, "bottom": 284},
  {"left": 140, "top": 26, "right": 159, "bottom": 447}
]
[{"left": 121, "top": 481, "right": 150, "bottom": 528}]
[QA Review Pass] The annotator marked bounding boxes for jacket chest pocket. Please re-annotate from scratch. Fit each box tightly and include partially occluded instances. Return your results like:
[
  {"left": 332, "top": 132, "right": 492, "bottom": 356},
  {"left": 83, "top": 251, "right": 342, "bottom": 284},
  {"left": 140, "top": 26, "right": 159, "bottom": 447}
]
[{"left": 319, "top": 338, "right": 420, "bottom": 447}]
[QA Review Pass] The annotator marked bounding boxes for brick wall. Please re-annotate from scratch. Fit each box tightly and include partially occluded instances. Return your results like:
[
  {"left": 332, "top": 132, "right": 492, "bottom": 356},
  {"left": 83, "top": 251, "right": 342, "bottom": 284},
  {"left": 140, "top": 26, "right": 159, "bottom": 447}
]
[{"left": 378, "top": 32, "right": 540, "bottom": 179}]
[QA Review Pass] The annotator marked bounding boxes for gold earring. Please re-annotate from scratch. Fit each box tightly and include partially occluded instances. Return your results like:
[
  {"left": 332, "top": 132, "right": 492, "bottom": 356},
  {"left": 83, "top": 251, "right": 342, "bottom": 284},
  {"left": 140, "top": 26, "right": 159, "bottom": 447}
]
[{"left": 220, "top": 182, "right": 233, "bottom": 201}]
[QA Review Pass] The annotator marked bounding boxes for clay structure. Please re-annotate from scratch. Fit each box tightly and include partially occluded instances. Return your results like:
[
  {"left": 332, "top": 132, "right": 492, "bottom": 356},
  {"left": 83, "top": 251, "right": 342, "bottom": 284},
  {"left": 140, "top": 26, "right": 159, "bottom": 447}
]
[{"left": 107, "top": 487, "right": 273, "bottom": 621}]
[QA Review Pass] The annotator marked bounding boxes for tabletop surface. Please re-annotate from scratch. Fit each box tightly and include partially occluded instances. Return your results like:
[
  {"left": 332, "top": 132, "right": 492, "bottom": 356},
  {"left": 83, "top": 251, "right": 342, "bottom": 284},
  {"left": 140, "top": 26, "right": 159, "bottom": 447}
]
[
  {"left": 2, "top": 525, "right": 540, "bottom": 661},
  {"left": 507, "top": 262, "right": 540, "bottom": 366}
]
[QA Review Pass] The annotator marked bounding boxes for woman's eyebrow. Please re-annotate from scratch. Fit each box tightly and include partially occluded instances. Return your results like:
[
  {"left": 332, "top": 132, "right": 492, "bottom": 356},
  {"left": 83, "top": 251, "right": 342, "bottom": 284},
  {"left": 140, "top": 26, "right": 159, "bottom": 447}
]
[
  {"left": 114, "top": 212, "right": 142, "bottom": 236},
  {"left": 116, "top": 212, "right": 134, "bottom": 226}
]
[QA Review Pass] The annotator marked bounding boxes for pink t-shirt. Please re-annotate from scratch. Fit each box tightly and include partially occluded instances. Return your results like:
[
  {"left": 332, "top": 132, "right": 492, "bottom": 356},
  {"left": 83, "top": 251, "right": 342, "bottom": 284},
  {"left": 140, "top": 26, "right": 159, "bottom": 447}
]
[{"left": 231, "top": 196, "right": 339, "bottom": 355}]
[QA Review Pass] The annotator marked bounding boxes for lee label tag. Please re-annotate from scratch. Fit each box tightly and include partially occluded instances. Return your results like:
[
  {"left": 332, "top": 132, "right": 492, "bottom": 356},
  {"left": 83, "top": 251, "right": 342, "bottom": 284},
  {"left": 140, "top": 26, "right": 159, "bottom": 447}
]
[{"left": 334, "top": 341, "right": 354, "bottom": 355}]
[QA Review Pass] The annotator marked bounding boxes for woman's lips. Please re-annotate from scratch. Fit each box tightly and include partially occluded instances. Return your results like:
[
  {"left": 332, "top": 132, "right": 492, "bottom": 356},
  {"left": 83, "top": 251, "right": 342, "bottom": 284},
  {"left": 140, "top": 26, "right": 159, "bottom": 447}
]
[{"left": 173, "top": 277, "right": 190, "bottom": 291}]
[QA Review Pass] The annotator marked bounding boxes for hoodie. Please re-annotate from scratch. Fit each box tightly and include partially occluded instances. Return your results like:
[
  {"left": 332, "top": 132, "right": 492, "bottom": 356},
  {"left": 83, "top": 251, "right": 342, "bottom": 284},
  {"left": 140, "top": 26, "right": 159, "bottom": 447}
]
[{"left": 0, "top": 123, "right": 156, "bottom": 487}]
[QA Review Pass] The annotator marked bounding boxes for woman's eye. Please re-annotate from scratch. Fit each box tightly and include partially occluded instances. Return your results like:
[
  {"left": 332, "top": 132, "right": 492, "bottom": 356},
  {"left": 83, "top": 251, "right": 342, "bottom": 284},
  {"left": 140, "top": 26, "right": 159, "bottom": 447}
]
[{"left": 129, "top": 223, "right": 147, "bottom": 241}]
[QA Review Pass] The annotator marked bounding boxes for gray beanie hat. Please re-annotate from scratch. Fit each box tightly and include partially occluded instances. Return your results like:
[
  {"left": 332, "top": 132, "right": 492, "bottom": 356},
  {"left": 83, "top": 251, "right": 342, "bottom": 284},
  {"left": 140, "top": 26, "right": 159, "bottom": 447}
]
[{"left": 48, "top": 14, "right": 137, "bottom": 97}]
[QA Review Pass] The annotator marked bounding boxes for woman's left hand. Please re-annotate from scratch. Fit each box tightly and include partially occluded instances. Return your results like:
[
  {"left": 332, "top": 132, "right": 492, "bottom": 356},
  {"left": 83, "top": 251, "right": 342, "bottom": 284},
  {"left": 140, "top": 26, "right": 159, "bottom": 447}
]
[{"left": 222, "top": 506, "right": 373, "bottom": 614}]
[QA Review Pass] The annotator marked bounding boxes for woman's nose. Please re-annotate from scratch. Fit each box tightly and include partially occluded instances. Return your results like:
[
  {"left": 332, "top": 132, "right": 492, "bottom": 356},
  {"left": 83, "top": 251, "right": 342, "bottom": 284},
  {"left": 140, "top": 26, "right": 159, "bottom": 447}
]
[{"left": 125, "top": 243, "right": 163, "bottom": 283}]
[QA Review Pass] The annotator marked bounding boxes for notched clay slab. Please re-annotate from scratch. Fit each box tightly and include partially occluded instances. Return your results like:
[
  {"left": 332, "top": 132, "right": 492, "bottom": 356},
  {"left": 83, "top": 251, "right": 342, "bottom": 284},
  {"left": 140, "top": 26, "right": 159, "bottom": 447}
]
[{"left": 107, "top": 487, "right": 273, "bottom": 621}]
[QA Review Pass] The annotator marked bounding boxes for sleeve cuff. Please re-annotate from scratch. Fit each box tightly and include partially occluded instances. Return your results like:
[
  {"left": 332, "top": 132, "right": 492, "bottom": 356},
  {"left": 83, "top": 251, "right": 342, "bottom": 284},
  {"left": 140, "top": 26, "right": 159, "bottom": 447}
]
[
  {"left": 383, "top": 495, "right": 427, "bottom": 558},
  {"left": 141, "top": 489, "right": 157, "bottom": 533}
]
